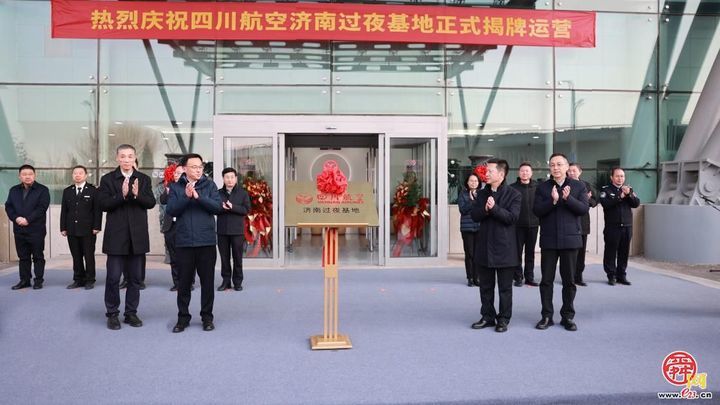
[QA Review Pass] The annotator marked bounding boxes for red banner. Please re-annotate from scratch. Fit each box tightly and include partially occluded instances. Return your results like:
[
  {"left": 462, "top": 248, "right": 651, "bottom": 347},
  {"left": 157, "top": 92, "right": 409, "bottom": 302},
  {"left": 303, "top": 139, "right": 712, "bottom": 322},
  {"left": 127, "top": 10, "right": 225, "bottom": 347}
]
[{"left": 51, "top": 0, "right": 594, "bottom": 47}]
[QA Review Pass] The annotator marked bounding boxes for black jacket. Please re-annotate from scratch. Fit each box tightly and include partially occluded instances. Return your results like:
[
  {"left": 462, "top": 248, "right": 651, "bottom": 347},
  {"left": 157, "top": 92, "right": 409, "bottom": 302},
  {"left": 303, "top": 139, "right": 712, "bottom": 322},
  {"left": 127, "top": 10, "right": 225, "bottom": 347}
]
[
  {"left": 579, "top": 180, "right": 598, "bottom": 235},
  {"left": 166, "top": 174, "right": 222, "bottom": 248},
  {"left": 457, "top": 187, "right": 480, "bottom": 233},
  {"left": 5, "top": 182, "right": 50, "bottom": 235},
  {"left": 216, "top": 186, "right": 251, "bottom": 236},
  {"left": 470, "top": 183, "right": 521, "bottom": 268},
  {"left": 509, "top": 178, "right": 539, "bottom": 228},
  {"left": 98, "top": 168, "right": 156, "bottom": 255},
  {"left": 599, "top": 184, "right": 640, "bottom": 227},
  {"left": 60, "top": 183, "right": 102, "bottom": 236},
  {"left": 159, "top": 188, "right": 175, "bottom": 234},
  {"left": 533, "top": 178, "right": 589, "bottom": 250}
]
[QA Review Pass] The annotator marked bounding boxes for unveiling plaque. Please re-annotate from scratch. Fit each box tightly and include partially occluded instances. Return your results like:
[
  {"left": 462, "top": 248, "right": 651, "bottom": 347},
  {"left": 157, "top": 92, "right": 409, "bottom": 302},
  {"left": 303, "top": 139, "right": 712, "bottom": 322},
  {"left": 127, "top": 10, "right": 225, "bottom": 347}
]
[{"left": 285, "top": 181, "right": 379, "bottom": 226}]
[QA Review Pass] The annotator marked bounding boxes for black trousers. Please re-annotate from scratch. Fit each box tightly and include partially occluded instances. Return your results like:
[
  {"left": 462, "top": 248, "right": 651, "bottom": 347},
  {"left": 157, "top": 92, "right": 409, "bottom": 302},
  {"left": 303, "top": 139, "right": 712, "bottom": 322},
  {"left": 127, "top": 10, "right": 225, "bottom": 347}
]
[
  {"left": 122, "top": 255, "right": 146, "bottom": 282},
  {"left": 68, "top": 234, "right": 97, "bottom": 283},
  {"left": 461, "top": 231, "right": 477, "bottom": 281},
  {"left": 477, "top": 266, "right": 514, "bottom": 323},
  {"left": 176, "top": 245, "right": 216, "bottom": 323},
  {"left": 218, "top": 234, "right": 245, "bottom": 286},
  {"left": 539, "top": 249, "right": 578, "bottom": 320},
  {"left": 15, "top": 232, "right": 45, "bottom": 283},
  {"left": 514, "top": 226, "right": 538, "bottom": 282},
  {"left": 105, "top": 254, "right": 143, "bottom": 317},
  {"left": 164, "top": 228, "right": 179, "bottom": 285},
  {"left": 603, "top": 226, "right": 632, "bottom": 280},
  {"left": 576, "top": 234, "right": 588, "bottom": 282}
]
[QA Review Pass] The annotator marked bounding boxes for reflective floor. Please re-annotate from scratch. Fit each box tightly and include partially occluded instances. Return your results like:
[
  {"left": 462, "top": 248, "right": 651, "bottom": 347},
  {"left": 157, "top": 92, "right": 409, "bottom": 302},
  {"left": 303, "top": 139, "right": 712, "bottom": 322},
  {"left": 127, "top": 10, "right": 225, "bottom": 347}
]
[{"left": 285, "top": 230, "right": 379, "bottom": 266}]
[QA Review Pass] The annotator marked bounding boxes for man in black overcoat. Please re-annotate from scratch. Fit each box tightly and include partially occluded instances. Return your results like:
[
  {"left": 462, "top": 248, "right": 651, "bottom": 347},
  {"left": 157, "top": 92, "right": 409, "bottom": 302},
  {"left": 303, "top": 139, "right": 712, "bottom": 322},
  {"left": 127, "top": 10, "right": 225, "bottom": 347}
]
[
  {"left": 97, "top": 144, "right": 156, "bottom": 330},
  {"left": 216, "top": 167, "right": 251, "bottom": 291}
]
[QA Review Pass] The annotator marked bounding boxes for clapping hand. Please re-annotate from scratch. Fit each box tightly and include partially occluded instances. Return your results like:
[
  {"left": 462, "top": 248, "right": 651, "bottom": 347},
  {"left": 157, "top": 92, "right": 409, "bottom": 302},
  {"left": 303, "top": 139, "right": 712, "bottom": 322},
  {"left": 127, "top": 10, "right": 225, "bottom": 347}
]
[
  {"left": 621, "top": 185, "right": 631, "bottom": 197},
  {"left": 131, "top": 178, "right": 139, "bottom": 197},
  {"left": 551, "top": 186, "right": 560, "bottom": 204},
  {"left": 485, "top": 196, "right": 495, "bottom": 211},
  {"left": 562, "top": 186, "right": 571, "bottom": 200},
  {"left": 185, "top": 183, "right": 195, "bottom": 198},
  {"left": 222, "top": 200, "right": 233, "bottom": 210},
  {"left": 122, "top": 177, "right": 130, "bottom": 198}
]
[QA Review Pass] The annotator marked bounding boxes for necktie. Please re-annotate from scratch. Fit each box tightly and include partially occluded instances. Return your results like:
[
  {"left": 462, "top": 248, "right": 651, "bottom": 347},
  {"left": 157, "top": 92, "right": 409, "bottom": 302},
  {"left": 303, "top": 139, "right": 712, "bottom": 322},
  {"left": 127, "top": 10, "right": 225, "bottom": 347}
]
[{"left": 76, "top": 187, "right": 81, "bottom": 195}]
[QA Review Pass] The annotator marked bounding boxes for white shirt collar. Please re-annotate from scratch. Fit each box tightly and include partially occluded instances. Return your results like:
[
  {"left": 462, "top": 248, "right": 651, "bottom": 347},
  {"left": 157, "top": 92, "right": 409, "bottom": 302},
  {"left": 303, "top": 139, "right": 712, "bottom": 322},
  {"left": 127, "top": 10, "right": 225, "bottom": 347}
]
[{"left": 75, "top": 182, "right": 86, "bottom": 189}]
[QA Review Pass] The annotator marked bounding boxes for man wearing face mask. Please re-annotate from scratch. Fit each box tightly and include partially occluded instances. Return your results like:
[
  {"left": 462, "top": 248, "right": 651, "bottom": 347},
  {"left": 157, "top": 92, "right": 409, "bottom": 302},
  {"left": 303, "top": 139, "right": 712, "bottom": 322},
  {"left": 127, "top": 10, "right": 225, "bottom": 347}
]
[
  {"left": 533, "top": 153, "right": 589, "bottom": 332},
  {"left": 98, "top": 144, "right": 156, "bottom": 330},
  {"left": 599, "top": 167, "right": 640, "bottom": 286}
]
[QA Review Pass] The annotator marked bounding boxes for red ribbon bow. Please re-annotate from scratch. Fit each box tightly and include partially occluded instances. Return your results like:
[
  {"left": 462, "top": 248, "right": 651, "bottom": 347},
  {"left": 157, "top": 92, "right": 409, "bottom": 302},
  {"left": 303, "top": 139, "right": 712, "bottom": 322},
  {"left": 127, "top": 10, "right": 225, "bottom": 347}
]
[{"left": 316, "top": 160, "right": 348, "bottom": 195}]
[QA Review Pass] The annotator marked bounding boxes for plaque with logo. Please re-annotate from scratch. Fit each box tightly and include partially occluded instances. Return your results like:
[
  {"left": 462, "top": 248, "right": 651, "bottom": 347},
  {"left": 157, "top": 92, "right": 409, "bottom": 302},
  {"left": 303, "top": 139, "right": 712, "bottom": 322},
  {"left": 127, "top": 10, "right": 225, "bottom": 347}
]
[{"left": 285, "top": 181, "right": 379, "bottom": 227}]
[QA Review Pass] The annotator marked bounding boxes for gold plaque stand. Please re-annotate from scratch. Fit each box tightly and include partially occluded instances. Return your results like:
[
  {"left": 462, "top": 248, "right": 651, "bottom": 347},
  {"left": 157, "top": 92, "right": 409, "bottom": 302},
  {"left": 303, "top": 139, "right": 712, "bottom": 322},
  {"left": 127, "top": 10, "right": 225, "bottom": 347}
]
[{"left": 298, "top": 223, "right": 367, "bottom": 350}]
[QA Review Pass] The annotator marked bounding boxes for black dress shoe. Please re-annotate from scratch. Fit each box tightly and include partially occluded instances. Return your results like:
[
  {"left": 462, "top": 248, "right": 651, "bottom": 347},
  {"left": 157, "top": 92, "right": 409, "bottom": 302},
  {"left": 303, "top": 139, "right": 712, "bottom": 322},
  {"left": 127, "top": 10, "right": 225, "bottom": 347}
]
[
  {"left": 123, "top": 314, "right": 143, "bottom": 327},
  {"left": 608, "top": 278, "right": 616, "bottom": 286},
  {"left": 107, "top": 316, "right": 121, "bottom": 330},
  {"left": 473, "top": 279, "right": 481, "bottom": 287},
  {"left": 575, "top": 280, "right": 588, "bottom": 286},
  {"left": 233, "top": 285, "right": 243, "bottom": 291},
  {"left": 535, "top": 318, "right": 554, "bottom": 330},
  {"left": 172, "top": 322, "right": 188, "bottom": 333},
  {"left": 67, "top": 281, "right": 83, "bottom": 289},
  {"left": 467, "top": 279, "right": 474, "bottom": 287},
  {"left": 560, "top": 318, "right": 578, "bottom": 331},
  {"left": 217, "top": 282, "right": 231, "bottom": 291},
  {"left": 139, "top": 281, "right": 146, "bottom": 290},
  {"left": 11, "top": 281, "right": 31, "bottom": 290},
  {"left": 524, "top": 280, "right": 539, "bottom": 287},
  {"left": 32, "top": 281, "right": 43, "bottom": 290},
  {"left": 471, "top": 319, "right": 496, "bottom": 329},
  {"left": 616, "top": 278, "right": 632, "bottom": 286},
  {"left": 202, "top": 321, "right": 215, "bottom": 331},
  {"left": 84, "top": 282, "right": 95, "bottom": 290},
  {"left": 513, "top": 280, "right": 524, "bottom": 287},
  {"left": 170, "top": 285, "right": 178, "bottom": 292},
  {"left": 119, "top": 279, "right": 128, "bottom": 289},
  {"left": 495, "top": 322, "right": 508, "bottom": 333}
]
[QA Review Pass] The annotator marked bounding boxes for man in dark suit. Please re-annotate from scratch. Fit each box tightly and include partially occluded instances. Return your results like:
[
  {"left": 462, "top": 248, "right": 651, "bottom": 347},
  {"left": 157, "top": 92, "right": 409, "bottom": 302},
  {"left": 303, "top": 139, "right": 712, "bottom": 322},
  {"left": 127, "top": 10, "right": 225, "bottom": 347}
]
[
  {"left": 533, "top": 153, "right": 589, "bottom": 332},
  {"left": 97, "top": 144, "right": 156, "bottom": 330},
  {"left": 217, "top": 167, "right": 251, "bottom": 292},
  {"left": 60, "top": 165, "right": 102, "bottom": 290},
  {"left": 167, "top": 153, "right": 222, "bottom": 333},
  {"left": 5, "top": 164, "right": 50, "bottom": 290},
  {"left": 567, "top": 162, "right": 598, "bottom": 286},
  {"left": 469, "top": 159, "right": 521, "bottom": 333}
]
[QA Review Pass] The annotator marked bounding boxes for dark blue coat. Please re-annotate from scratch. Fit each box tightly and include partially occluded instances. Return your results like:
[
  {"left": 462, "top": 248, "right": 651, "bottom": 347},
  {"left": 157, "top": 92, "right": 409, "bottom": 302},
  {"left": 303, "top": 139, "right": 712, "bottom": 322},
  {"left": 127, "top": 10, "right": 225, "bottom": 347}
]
[
  {"left": 457, "top": 187, "right": 480, "bottom": 233},
  {"left": 533, "top": 178, "right": 589, "bottom": 250},
  {"left": 5, "top": 182, "right": 50, "bottom": 235},
  {"left": 470, "top": 183, "right": 521, "bottom": 268},
  {"left": 166, "top": 174, "right": 222, "bottom": 248}
]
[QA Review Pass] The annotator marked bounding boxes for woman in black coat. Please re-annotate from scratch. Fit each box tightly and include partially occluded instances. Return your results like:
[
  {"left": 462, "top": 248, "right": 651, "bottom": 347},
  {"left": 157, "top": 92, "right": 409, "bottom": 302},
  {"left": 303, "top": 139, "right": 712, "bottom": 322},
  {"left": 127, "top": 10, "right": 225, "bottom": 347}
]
[{"left": 457, "top": 173, "right": 481, "bottom": 286}]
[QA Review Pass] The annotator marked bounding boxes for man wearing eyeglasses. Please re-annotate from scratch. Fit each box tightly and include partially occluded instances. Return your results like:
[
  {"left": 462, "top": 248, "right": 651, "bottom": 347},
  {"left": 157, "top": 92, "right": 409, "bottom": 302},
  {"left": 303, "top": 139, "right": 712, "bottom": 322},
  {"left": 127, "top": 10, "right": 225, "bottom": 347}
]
[{"left": 166, "top": 154, "right": 222, "bottom": 333}]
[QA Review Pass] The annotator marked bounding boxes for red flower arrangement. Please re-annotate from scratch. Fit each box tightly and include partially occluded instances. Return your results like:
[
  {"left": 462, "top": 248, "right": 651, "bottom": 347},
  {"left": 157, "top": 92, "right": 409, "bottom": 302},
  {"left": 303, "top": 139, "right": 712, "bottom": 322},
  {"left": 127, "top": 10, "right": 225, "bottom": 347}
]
[
  {"left": 391, "top": 170, "right": 430, "bottom": 257},
  {"left": 473, "top": 164, "right": 488, "bottom": 183},
  {"left": 243, "top": 173, "right": 273, "bottom": 257},
  {"left": 316, "top": 160, "right": 347, "bottom": 195},
  {"left": 163, "top": 163, "right": 178, "bottom": 187}
]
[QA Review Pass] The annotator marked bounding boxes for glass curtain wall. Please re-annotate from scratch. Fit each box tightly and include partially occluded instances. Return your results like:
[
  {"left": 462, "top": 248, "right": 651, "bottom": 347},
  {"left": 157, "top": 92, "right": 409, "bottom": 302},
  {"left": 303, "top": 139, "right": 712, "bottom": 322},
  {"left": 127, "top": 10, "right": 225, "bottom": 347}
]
[{"left": 1, "top": 0, "right": 719, "bottom": 205}]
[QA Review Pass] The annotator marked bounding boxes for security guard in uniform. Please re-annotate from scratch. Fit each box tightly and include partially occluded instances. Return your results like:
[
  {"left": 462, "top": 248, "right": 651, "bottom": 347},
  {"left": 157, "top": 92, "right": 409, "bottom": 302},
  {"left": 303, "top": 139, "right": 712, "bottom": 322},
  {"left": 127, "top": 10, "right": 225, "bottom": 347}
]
[
  {"left": 599, "top": 167, "right": 640, "bottom": 286},
  {"left": 60, "top": 165, "right": 102, "bottom": 289}
]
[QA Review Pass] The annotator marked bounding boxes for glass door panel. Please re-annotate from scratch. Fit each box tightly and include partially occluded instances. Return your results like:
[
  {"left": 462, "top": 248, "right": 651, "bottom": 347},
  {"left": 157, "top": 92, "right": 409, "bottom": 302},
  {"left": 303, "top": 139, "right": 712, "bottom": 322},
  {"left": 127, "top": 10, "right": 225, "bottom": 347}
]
[
  {"left": 223, "top": 137, "right": 274, "bottom": 259},
  {"left": 388, "top": 138, "right": 438, "bottom": 259}
]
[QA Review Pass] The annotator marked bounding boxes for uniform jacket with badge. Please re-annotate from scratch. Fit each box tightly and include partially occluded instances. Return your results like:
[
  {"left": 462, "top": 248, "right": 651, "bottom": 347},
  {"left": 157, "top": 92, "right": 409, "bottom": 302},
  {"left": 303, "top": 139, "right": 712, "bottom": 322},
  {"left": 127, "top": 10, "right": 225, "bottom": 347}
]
[
  {"left": 5, "top": 182, "right": 50, "bottom": 236},
  {"left": 166, "top": 174, "right": 222, "bottom": 248},
  {"left": 457, "top": 187, "right": 480, "bottom": 233},
  {"left": 60, "top": 183, "right": 102, "bottom": 236},
  {"left": 599, "top": 184, "right": 640, "bottom": 226},
  {"left": 533, "top": 178, "right": 590, "bottom": 250},
  {"left": 217, "top": 185, "right": 251, "bottom": 236},
  {"left": 509, "top": 178, "right": 539, "bottom": 228},
  {"left": 97, "top": 167, "right": 156, "bottom": 255},
  {"left": 470, "top": 183, "right": 522, "bottom": 268},
  {"left": 579, "top": 179, "right": 598, "bottom": 235}
]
